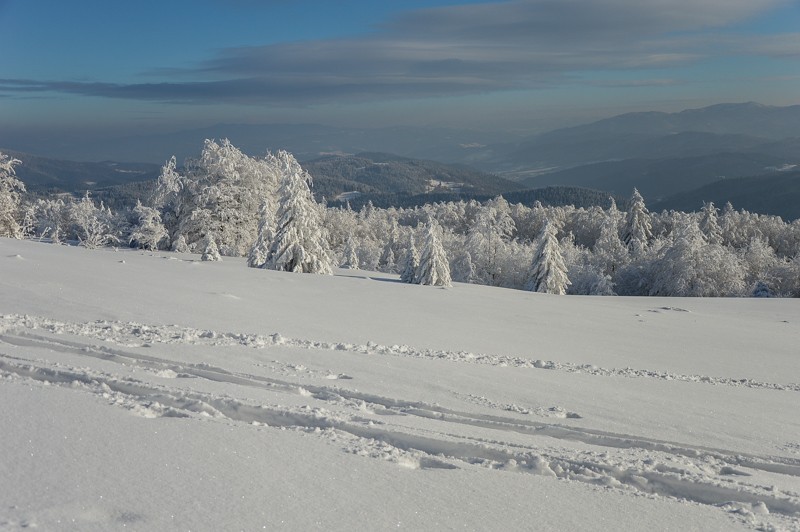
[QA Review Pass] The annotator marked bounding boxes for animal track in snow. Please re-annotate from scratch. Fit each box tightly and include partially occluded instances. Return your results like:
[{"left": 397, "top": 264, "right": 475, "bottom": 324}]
[{"left": 455, "top": 392, "right": 582, "bottom": 419}]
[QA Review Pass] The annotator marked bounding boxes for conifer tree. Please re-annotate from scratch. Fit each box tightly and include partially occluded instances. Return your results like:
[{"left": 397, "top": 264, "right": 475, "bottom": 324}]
[
  {"left": 378, "top": 239, "right": 396, "bottom": 273},
  {"left": 0, "top": 152, "right": 25, "bottom": 238},
  {"left": 342, "top": 234, "right": 359, "bottom": 269},
  {"left": 129, "top": 200, "right": 168, "bottom": 251},
  {"left": 621, "top": 188, "right": 653, "bottom": 255},
  {"left": 247, "top": 201, "right": 274, "bottom": 268},
  {"left": 265, "top": 156, "right": 332, "bottom": 274},
  {"left": 525, "top": 221, "right": 570, "bottom": 294},
  {"left": 201, "top": 234, "right": 222, "bottom": 261},
  {"left": 699, "top": 201, "right": 723, "bottom": 245},
  {"left": 172, "top": 235, "right": 190, "bottom": 253},
  {"left": 399, "top": 236, "right": 419, "bottom": 283},
  {"left": 415, "top": 221, "right": 452, "bottom": 287},
  {"left": 593, "top": 215, "right": 629, "bottom": 276}
]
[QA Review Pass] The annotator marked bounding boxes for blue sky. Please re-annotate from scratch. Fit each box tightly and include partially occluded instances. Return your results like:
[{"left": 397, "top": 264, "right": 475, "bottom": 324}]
[{"left": 1, "top": 0, "right": 800, "bottom": 138}]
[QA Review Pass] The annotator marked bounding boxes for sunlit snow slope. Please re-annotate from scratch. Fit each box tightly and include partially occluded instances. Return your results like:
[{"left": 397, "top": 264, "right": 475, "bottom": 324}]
[{"left": 1, "top": 238, "right": 799, "bottom": 531}]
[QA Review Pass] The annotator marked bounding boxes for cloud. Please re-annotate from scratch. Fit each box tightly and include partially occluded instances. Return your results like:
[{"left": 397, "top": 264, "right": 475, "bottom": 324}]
[{"left": 0, "top": 0, "right": 791, "bottom": 106}]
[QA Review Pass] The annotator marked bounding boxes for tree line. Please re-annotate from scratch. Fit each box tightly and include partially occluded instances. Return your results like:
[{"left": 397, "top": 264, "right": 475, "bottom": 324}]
[{"left": 2, "top": 143, "right": 799, "bottom": 297}]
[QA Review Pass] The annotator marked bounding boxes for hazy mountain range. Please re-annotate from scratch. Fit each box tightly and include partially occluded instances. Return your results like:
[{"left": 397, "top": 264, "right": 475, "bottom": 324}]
[{"left": 4, "top": 102, "right": 800, "bottom": 219}]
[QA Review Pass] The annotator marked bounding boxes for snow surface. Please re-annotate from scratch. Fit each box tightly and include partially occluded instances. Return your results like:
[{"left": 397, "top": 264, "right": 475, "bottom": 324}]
[{"left": 1, "top": 237, "right": 799, "bottom": 531}]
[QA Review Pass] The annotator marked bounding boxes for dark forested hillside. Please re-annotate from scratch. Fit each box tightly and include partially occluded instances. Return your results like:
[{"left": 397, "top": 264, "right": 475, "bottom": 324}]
[
  {"left": 3, "top": 149, "right": 160, "bottom": 193},
  {"left": 653, "top": 170, "right": 800, "bottom": 221},
  {"left": 522, "top": 152, "right": 790, "bottom": 201},
  {"left": 304, "top": 152, "right": 524, "bottom": 202}
]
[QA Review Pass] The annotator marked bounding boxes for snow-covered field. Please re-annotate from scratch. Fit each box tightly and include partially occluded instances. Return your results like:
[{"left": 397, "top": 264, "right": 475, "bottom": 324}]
[{"left": 1, "top": 237, "right": 799, "bottom": 531}]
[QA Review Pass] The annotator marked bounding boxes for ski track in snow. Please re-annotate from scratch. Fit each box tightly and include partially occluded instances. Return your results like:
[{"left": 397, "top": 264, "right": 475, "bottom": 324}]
[
  {"left": 1, "top": 313, "right": 798, "bottom": 393},
  {"left": 1, "top": 314, "right": 800, "bottom": 530}
]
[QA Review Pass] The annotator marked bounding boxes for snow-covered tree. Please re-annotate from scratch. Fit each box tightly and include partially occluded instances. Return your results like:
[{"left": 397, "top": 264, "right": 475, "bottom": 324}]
[
  {"left": 172, "top": 235, "right": 190, "bottom": 253},
  {"left": 621, "top": 188, "right": 653, "bottom": 255},
  {"left": 593, "top": 214, "right": 629, "bottom": 276},
  {"left": 525, "top": 221, "right": 570, "bottom": 294},
  {"left": 399, "top": 236, "right": 419, "bottom": 284},
  {"left": 699, "top": 201, "right": 723, "bottom": 245},
  {"left": 466, "top": 205, "right": 513, "bottom": 286},
  {"left": 377, "top": 222, "right": 399, "bottom": 273},
  {"left": 450, "top": 249, "right": 476, "bottom": 283},
  {"left": 341, "top": 234, "right": 359, "bottom": 269},
  {"left": 378, "top": 239, "right": 396, "bottom": 273},
  {"left": 70, "top": 192, "right": 118, "bottom": 249},
  {"left": 201, "top": 234, "right": 222, "bottom": 262},
  {"left": 153, "top": 140, "right": 281, "bottom": 256},
  {"left": 265, "top": 155, "right": 332, "bottom": 274},
  {"left": 247, "top": 201, "right": 274, "bottom": 268},
  {"left": 649, "top": 219, "right": 744, "bottom": 297},
  {"left": 0, "top": 152, "right": 25, "bottom": 238},
  {"left": 129, "top": 200, "right": 168, "bottom": 251},
  {"left": 415, "top": 221, "right": 451, "bottom": 287}
]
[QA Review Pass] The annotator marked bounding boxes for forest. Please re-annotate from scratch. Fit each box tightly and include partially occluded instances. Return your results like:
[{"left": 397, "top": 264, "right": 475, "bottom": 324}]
[{"left": 2, "top": 141, "right": 799, "bottom": 297}]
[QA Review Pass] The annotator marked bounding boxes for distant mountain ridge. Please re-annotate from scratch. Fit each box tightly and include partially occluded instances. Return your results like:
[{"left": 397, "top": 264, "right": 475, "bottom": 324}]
[{"left": 5, "top": 102, "right": 800, "bottom": 219}]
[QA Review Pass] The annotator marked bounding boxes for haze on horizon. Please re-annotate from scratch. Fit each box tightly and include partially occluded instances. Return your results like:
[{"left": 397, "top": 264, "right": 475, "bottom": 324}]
[{"left": 2, "top": 0, "right": 800, "bottom": 148}]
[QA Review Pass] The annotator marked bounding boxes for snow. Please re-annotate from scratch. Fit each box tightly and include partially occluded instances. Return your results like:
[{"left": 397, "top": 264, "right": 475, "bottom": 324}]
[{"left": 1, "top": 237, "right": 799, "bottom": 531}]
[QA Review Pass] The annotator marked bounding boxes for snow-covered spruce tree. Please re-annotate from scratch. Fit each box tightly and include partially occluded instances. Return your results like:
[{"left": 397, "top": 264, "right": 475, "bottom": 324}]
[
  {"left": 129, "top": 200, "right": 168, "bottom": 251},
  {"left": 265, "top": 157, "right": 332, "bottom": 274},
  {"left": 247, "top": 201, "right": 274, "bottom": 268},
  {"left": 450, "top": 248, "right": 476, "bottom": 283},
  {"left": 414, "top": 221, "right": 452, "bottom": 287},
  {"left": 341, "top": 234, "right": 359, "bottom": 269},
  {"left": 399, "top": 236, "right": 419, "bottom": 284},
  {"left": 377, "top": 222, "right": 399, "bottom": 273},
  {"left": 378, "top": 238, "right": 396, "bottom": 273},
  {"left": 525, "top": 221, "right": 570, "bottom": 294},
  {"left": 201, "top": 234, "right": 222, "bottom": 262},
  {"left": 0, "top": 152, "right": 25, "bottom": 238},
  {"left": 621, "top": 188, "right": 653, "bottom": 256},
  {"left": 592, "top": 214, "right": 630, "bottom": 277},
  {"left": 699, "top": 201, "right": 723, "bottom": 245}
]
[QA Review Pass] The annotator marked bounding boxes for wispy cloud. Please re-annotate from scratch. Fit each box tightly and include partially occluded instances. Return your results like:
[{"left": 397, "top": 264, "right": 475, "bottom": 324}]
[{"left": 0, "top": 0, "right": 791, "bottom": 106}]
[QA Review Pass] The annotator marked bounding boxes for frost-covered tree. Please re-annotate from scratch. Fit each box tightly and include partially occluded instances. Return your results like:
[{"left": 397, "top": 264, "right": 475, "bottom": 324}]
[
  {"left": 525, "top": 221, "right": 570, "bottom": 294},
  {"left": 247, "top": 201, "right": 274, "bottom": 268},
  {"left": 415, "top": 221, "right": 451, "bottom": 287},
  {"left": 172, "top": 235, "right": 190, "bottom": 253},
  {"left": 466, "top": 204, "right": 513, "bottom": 286},
  {"left": 378, "top": 239, "right": 396, "bottom": 273},
  {"left": 341, "top": 234, "right": 359, "bottom": 269},
  {"left": 377, "top": 222, "right": 399, "bottom": 273},
  {"left": 593, "top": 214, "right": 629, "bottom": 276},
  {"left": 201, "top": 234, "right": 222, "bottom": 262},
  {"left": 70, "top": 192, "right": 118, "bottom": 249},
  {"left": 741, "top": 237, "right": 779, "bottom": 293},
  {"left": 699, "top": 201, "right": 723, "bottom": 245},
  {"left": 450, "top": 249, "right": 476, "bottom": 283},
  {"left": 649, "top": 219, "right": 744, "bottom": 297},
  {"left": 129, "top": 200, "right": 168, "bottom": 251},
  {"left": 399, "top": 236, "right": 419, "bottom": 284},
  {"left": 0, "top": 152, "right": 25, "bottom": 238},
  {"left": 621, "top": 188, "right": 653, "bottom": 255},
  {"left": 265, "top": 156, "right": 332, "bottom": 274},
  {"left": 153, "top": 140, "right": 281, "bottom": 256}
]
